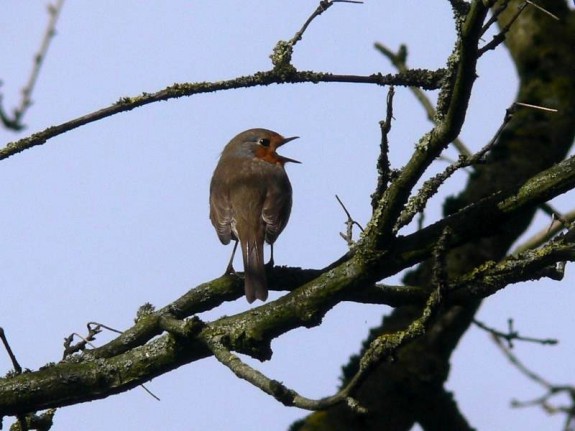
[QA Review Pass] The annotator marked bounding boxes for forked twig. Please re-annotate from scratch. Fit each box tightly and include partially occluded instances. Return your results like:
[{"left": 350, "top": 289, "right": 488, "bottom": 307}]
[
  {"left": 290, "top": 0, "right": 363, "bottom": 47},
  {"left": 374, "top": 42, "right": 471, "bottom": 157},
  {"left": 474, "top": 318, "right": 558, "bottom": 348},
  {"left": 479, "top": 0, "right": 560, "bottom": 56},
  {"left": 371, "top": 86, "right": 395, "bottom": 209},
  {"left": 336, "top": 194, "right": 364, "bottom": 247},
  {"left": 492, "top": 334, "right": 575, "bottom": 427}
]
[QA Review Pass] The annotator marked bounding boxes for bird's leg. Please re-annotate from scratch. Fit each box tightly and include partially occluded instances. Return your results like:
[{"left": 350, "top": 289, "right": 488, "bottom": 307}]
[
  {"left": 266, "top": 243, "right": 275, "bottom": 269},
  {"left": 225, "top": 241, "right": 239, "bottom": 275}
]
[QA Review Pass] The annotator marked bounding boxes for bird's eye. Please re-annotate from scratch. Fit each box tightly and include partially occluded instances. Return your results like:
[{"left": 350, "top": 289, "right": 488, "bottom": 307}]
[{"left": 258, "top": 138, "right": 270, "bottom": 147}]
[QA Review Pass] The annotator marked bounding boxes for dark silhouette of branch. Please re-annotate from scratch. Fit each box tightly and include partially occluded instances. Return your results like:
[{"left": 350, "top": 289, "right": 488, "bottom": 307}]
[
  {"left": 371, "top": 86, "right": 395, "bottom": 208},
  {"left": 493, "top": 335, "right": 575, "bottom": 428},
  {"left": 336, "top": 194, "right": 364, "bottom": 247},
  {"left": 0, "top": 327, "right": 22, "bottom": 375},
  {"left": 474, "top": 318, "right": 558, "bottom": 347}
]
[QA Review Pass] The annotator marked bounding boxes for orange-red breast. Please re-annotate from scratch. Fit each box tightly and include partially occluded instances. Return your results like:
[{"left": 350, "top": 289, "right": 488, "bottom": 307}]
[{"left": 209, "top": 128, "right": 299, "bottom": 303}]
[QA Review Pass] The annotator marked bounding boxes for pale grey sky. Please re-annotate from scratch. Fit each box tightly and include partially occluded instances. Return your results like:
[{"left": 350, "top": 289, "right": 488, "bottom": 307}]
[{"left": 1, "top": 2, "right": 573, "bottom": 430}]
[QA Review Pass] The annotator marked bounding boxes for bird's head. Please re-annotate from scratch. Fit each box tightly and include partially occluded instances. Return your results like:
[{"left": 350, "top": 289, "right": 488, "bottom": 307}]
[{"left": 224, "top": 128, "right": 300, "bottom": 166}]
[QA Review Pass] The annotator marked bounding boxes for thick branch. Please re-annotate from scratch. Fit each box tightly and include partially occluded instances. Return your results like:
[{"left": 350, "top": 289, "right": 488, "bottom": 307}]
[{"left": 2, "top": 147, "right": 574, "bottom": 414}]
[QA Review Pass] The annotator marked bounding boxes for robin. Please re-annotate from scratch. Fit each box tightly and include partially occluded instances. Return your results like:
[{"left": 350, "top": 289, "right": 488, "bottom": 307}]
[{"left": 209, "top": 128, "right": 300, "bottom": 303}]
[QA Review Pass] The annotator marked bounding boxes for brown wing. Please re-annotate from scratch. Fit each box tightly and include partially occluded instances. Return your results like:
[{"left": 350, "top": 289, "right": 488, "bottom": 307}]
[
  {"left": 262, "top": 172, "right": 292, "bottom": 245},
  {"left": 209, "top": 174, "right": 234, "bottom": 245}
]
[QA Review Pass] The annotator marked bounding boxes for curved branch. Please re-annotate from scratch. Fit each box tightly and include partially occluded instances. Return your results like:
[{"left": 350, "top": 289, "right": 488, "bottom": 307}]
[{"left": 0, "top": 68, "right": 443, "bottom": 162}]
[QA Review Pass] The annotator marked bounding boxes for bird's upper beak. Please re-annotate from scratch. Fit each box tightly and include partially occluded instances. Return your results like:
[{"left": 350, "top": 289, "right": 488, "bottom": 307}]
[
  {"left": 278, "top": 136, "right": 301, "bottom": 164},
  {"left": 281, "top": 136, "right": 299, "bottom": 146}
]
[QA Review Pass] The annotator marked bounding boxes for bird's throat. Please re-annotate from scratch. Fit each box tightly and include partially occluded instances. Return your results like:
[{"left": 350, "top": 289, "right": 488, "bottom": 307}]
[{"left": 254, "top": 147, "right": 285, "bottom": 166}]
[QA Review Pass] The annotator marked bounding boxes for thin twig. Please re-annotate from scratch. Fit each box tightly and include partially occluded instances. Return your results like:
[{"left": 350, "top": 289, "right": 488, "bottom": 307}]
[
  {"left": 0, "top": 0, "right": 66, "bottom": 131},
  {"left": 395, "top": 101, "right": 514, "bottom": 231},
  {"left": 480, "top": 0, "right": 511, "bottom": 37},
  {"left": 492, "top": 334, "right": 575, "bottom": 426},
  {"left": 88, "top": 321, "right": 123, "bottom": 334},
  {"left": 207, "top": 336, "right": 366, "bottom": 412},
  {"left": 336, "top": 194, "right": 364, "bottom": 247},
  {"left": 515, "top": 101, "right": 558, "bottom": 112},
  {"left": 493, "top": 334, "right": 555, "bottom": 387},
  {"left": 478, "top": 1, "right": 527, "bottom": 56},
  {"left": 371, "top": 86, "right": 395, "bottom": 209},
  {"left": 289, "top": 0, "right": 362, "bottom": 47},
  {"left": 512, "top": 209, "right": 575, "bottom": 255},
  {"left": 0, "top": 327, "right": 22, "bottom": 374},
  {"left": 140, "top": 383, "right": 161, "bottom": 401},
  {"left": 474, "top": 318, "right": 558, "bottom": 348},
  {"left": 525, "top": 0, "right": 560, "bottom": 21},
  {"left": 63, "top": 323, "right": 103, "bottom": 358},
  {"left": 374, "top": 42, "right": 471, "bottom": 156}
]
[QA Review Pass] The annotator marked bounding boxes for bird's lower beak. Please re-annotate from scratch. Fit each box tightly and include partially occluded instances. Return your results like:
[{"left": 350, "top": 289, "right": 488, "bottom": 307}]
[
  {"left": 280, "top": 155, "right": 301, "bottom": 164},
  {"left": 279, "top": 136, "right": 300, "bottom": 164}
]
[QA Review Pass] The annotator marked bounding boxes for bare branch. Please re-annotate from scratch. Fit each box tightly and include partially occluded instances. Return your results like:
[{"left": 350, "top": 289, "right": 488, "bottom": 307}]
[
  {"left": 480, "top": 0, "right": 511, "bottom": 37},
  {"left": 515, "top": 101, "right": 558, "bottom": 112},
  {"left": 336, "top": 194, "right": 364, "bottom": 247},
  {"left": 371, "top": 86, "right": 395, "bottom": 209},
  {"left": 525, "top": 0, "right": 560, "bottom": 21},
  {"left": 289, "top": 0, "right": 363, "bottom": 47},
  {"left": 206, "top": 335, "right": 366, "bottom": 412},
  {"left": 394, "top": 102, "right": 514, "bottom": 231},
  {"left": 0, "top": 68, "right": 443, "bottom": 162},
  {"left": 474, "top": 318, "right": 558, "bottom": 347},
  {"left": 493, "top": 335, "right": 575, "bottom": 426},
  {"left": 365, "top": 1, "right": 490, "bottom": 250},
  {"left": 0, "top": 0, "right": 66, "bottom": 131},
  {"left": 374, "top": 42, "right": 471, "bottom": 157},
  {"left": 478, "top": 1, "right": 527, "bottom": 56},
  {"left": 204, "top": 265, "right": 445, "bottom": 413},
  {"left": 0, "top": 327, "right": 22, "bottom": 375},
  {"left": 513, "top": 209, "right": 575, "bottom": 255},
  {"left": 62, "top": 323, "right": 103, "bottom": 359}
]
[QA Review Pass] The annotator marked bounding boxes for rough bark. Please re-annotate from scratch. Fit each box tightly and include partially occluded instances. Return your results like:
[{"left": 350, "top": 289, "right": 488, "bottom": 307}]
[{"left": 293, "top": 1, "right": 575, "bottom": 430}]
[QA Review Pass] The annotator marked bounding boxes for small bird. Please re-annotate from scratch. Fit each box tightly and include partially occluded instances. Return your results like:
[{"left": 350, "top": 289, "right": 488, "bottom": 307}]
[{"left": 209, "top": 128, "right": 300, "bottom": 303}]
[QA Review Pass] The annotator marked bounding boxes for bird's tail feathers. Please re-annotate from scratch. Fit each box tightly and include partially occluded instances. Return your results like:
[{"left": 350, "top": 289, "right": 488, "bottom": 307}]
[{"left": 241, "top": 239, "right": 268, "bottom": 303}]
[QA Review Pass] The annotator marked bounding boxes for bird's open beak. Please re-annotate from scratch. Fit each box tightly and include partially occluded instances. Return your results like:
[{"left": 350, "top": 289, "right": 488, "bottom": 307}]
[
  {"left": 281, "top": 136, "right": 299, "bottom": 145},
  {"left": 279, "top": 136, "right": 301, "bottom": 164}
]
